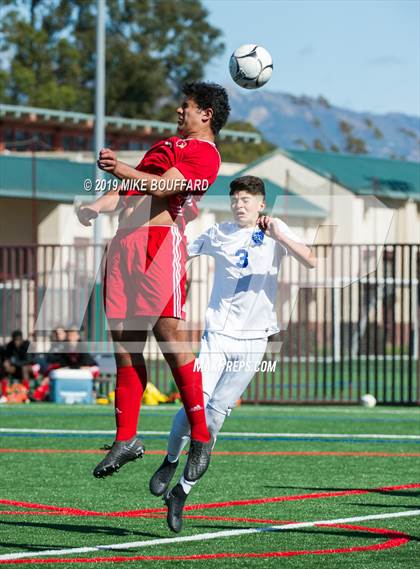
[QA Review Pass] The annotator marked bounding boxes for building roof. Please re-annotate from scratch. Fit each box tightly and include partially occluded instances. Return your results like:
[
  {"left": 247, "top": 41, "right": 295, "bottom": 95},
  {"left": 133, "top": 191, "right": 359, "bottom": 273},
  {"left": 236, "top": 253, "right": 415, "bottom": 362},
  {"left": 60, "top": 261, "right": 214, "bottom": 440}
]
[
  {"left": 229, "top": 147, "right": 420, "bottom": 202},
  {"left": 287, "top": 149, "right": 420, "bottom": 201},
  {"left": 0, "top": 155, "right": 96, "bottom": 202},
  {"left": 0, "top": 103, "right": 261, "bottom": 144},
  {"left": 0, "top": 155, "right": 325, "bottom": 219},
  {"left": 203, "top": 175, "right": 326, "bottom": 218}
]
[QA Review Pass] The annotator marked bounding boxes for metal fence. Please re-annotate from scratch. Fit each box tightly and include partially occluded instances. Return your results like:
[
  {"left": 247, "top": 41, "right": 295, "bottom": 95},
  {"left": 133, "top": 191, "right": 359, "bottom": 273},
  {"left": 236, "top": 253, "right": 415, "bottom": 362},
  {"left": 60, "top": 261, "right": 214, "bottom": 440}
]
[{"left": 0, "top": 243, "right": 419, "bottom": 405}]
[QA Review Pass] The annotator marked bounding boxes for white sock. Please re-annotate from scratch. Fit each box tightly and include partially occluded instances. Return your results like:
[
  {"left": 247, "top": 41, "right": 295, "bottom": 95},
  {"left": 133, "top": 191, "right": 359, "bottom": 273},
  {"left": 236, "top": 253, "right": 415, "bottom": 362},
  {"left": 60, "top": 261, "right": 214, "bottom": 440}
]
[
  {"left": 179, "top": 474, "right": 196, "bottom": 495},
  {"left": 167, "top": 408, "right": 191, "bottom": 462},
  {"left": 167, "top": 454, "right": 180, "bottom": 463}
]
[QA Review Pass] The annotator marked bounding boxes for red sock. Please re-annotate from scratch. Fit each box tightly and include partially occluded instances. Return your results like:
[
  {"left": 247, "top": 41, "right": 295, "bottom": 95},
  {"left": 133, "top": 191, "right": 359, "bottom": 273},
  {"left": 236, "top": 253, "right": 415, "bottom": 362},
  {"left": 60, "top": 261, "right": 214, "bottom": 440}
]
[
  {"left": 171, "top": 359, "right": 210, "bottom": 443},
  {"left": 115, "top": 365, "right": 147, "bottom": 441}
]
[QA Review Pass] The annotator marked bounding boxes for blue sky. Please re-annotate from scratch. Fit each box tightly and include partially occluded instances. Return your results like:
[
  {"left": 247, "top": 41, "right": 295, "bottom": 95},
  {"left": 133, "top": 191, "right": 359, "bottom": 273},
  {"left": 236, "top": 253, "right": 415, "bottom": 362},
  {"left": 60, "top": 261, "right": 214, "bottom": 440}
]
[{"left": 203, "top": 0, "right": 420, "bottom": 116}]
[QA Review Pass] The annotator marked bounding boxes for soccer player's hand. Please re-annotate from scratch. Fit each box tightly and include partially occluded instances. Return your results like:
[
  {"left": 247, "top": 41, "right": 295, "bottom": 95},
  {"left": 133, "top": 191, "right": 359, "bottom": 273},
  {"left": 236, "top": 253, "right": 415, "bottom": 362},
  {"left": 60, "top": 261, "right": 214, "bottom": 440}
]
[
  {"left": 258, "top": 215, "right": 284, "bottom": 241},
  {"left": 98, "top": 148, "right": 117, "bottom": 173},
  {"left": 77, "top": 206, "right": 98, "bottom": 227}
]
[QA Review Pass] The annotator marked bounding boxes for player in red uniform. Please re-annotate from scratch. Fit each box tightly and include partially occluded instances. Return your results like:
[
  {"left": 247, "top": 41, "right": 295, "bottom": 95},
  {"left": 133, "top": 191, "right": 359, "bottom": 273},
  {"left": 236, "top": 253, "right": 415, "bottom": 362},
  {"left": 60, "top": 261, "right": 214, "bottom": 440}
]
[{"left": 77, "top": 82, "right": 230, "bottom": 484}]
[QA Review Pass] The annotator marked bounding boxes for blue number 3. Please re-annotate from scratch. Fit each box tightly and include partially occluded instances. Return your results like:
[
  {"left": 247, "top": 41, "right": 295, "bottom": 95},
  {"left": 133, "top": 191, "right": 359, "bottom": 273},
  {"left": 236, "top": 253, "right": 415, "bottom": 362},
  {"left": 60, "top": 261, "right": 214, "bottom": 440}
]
[{"left": 235, "top": 248, "right": 249, "bottom": 268}]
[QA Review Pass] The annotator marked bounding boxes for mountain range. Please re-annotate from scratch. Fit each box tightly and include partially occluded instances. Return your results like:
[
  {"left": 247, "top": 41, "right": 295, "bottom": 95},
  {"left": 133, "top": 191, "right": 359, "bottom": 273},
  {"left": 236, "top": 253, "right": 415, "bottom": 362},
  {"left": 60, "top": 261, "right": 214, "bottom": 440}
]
[{"left": 227, "top": 88, "right": 420, "bottom": 162}]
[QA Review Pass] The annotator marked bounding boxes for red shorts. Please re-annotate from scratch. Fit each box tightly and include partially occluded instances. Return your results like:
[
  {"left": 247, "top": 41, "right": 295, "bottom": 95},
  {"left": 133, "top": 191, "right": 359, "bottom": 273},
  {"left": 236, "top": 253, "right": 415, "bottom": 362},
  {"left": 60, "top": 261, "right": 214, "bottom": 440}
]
[{"left": 104, "top": 225, "right": 187, "bottom": 320}]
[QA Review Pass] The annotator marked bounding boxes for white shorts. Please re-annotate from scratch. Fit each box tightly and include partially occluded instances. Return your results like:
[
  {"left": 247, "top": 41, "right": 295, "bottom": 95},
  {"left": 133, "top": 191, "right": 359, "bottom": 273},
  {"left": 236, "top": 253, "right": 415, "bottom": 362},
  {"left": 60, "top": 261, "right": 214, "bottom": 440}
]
[{"left": 197, "top": 331, "right": 267, "bottom": 416}]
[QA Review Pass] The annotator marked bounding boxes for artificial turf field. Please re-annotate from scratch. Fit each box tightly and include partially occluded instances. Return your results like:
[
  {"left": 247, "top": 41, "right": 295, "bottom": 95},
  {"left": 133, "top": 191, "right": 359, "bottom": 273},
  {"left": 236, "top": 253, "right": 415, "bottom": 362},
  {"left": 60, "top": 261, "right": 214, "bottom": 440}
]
[{"left": 0, "top": 403, "right": 419, "bottom": 568}]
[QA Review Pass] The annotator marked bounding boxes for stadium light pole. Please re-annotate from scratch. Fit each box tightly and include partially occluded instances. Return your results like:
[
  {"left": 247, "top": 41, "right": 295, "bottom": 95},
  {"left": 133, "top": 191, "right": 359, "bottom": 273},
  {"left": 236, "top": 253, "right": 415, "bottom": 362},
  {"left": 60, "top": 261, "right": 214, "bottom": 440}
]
[{"left": 94, "top": 0, "right": 106, "bottom": 279}]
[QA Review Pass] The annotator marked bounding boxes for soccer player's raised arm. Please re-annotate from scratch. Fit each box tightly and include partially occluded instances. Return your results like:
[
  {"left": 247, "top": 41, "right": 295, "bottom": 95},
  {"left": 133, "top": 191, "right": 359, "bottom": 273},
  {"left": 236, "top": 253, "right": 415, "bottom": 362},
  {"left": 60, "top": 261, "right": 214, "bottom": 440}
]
[{"left": 258, "top": 216, "right": 316, "bottom": 269}]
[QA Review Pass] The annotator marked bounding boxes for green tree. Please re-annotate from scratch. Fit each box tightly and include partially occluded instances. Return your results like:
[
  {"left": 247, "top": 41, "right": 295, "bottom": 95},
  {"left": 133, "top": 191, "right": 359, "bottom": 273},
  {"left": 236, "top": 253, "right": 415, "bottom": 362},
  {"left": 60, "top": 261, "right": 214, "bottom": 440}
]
[
  {"left": 399, "top": 127, "right": 417, "bottom": 139},
  {"left": 294, "top": 138, "right": 308, "bottom": 149},
  {"left": 313, "top": 138, "right": 326, "bottom": 152},
  {"left": 317, "top": 95, "right": 331, "bottom": 109},
  {"left": 345, "top": 135, "right": 367, "bottom": 154},
  {"left": 0, "top": 0, "right": 224, "bottom": 118},
  {"left": 339, "top": 120, "right": 353, "bottom": 134},
  {"left": 218, "top": 121, "right": 276, "bottom": 163},
  {"left": 373, "top": 127, "right": 383, "bottom": 140}
]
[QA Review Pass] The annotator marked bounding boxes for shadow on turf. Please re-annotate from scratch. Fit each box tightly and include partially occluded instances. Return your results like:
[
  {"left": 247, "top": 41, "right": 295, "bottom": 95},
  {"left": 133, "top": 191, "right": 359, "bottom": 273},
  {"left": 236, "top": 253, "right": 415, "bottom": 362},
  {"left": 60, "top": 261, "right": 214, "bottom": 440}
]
[
  {"left": 263, "top": 485, "right": 420, "bottom": 498},
  {"left": 0, "top": 520, "right": 161, "bottom": 540},
  {"left": 0, "top": 542, "right": 59, "bottom": 552},
  {"left": 348, "top": 502, "right": 420, "bottom": 510}
]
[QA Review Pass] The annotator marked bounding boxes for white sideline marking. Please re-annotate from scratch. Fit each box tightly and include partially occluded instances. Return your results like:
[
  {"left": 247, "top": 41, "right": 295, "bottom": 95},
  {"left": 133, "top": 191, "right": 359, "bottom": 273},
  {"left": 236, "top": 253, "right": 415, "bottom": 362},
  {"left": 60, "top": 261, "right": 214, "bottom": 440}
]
[
  {"left": 287, "top": 408, "right": 420, "bottom": 416},
  {"left": 1, "top": 428, "right": 419, "bottom": 439},
  {"left": 2, "top": 405, "right": 418, "bottom": 415},
  {"left": 0, "top": 509, "right": 418, "bottom": 561},
  {"left": 222, "top": 432, "right": 420, "bottom": 440}
]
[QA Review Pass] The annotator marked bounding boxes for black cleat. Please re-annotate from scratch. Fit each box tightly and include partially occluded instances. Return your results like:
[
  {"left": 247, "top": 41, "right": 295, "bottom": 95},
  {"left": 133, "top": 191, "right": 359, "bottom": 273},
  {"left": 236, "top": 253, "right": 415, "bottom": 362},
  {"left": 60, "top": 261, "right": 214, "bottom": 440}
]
[
  {"left": 164, "top": 483, "right": 188, "bottom": 533},
  {"left": 93, "top": 436, "right": 145, "bottom": 478},
  {"left": 149, "top": 456, "right": 179, "bottom": 496},
  {"left": 184, "top": 438, "right": 212, "bottom": 482}
]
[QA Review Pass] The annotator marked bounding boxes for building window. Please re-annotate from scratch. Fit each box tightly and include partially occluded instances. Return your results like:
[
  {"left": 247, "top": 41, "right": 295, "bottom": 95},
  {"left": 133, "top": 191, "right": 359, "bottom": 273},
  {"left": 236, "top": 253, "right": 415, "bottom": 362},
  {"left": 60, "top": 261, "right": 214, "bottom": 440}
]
[
  {"left": 63, "top": 135, "right": 73, "bottom": 150},
  {"left": 39, "top": 132, "right": 54, "bottom": 149},
  {"left": 5, "top": 128, "right": 14, "bottom": 143},
  {"left": 129, "top": 140, "right": 141, "bottom": 150},
  {"left": 75, "top": 136, "right": 87, "bottom": 150}
]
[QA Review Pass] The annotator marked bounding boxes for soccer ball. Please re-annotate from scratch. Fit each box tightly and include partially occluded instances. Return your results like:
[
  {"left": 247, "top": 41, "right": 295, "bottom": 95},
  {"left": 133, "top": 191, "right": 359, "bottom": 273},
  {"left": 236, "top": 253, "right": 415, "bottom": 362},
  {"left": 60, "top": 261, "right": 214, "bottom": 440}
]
[
  {"left": 360, "top": 394, "right": 377, "bottom": 408},
  {"left": 229, "top": 44, "right": 273, "bottom": 89}
]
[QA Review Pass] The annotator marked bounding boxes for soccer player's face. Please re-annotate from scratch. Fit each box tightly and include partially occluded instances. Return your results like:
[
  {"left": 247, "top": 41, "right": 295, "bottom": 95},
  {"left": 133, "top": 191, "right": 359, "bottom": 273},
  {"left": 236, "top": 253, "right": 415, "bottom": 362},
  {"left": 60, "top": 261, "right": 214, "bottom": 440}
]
[
  {"left": 230, "top": 191, "right": 265, "bottom": 227},
  {"left": 176, "top": 98, "right": 207, "bottom": 135}
]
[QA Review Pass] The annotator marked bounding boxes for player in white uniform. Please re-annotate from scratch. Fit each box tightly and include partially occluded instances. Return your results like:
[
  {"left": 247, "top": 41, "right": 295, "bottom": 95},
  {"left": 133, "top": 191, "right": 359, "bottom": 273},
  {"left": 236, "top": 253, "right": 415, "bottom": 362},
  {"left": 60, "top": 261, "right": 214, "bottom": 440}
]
[{"left": 149, "top": 175, "right": 316, "bottom": 532}]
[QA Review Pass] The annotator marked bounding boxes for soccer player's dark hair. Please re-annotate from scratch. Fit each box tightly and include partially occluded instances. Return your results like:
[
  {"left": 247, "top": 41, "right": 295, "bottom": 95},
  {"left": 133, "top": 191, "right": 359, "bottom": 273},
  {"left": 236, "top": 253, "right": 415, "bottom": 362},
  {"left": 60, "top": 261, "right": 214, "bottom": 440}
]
[
  {"left": 229, "top": 176, "right": 266, "bottom": 198},
  {"left": 182, "top": 82, "right": 231, "bottom": 135}
]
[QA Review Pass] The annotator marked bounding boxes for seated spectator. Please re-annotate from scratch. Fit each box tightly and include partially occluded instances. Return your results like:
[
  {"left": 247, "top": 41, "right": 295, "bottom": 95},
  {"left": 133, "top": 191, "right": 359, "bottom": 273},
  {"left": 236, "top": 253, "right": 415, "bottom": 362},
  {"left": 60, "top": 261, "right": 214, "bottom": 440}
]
[
  {"left": 3, "top": 331, "right": 32, "bottom": 388},
  {"left": 0, "top": 330, "right": 35, "bottom": 403},
  {"left": 31, "top": 325, "right": 99, "bottom": 401},
  {"left": 62, "top": 326, "right": 98, "bottom": 370},
  {"left": 45, "top": 325, "right": 68, "bottom": 370}
]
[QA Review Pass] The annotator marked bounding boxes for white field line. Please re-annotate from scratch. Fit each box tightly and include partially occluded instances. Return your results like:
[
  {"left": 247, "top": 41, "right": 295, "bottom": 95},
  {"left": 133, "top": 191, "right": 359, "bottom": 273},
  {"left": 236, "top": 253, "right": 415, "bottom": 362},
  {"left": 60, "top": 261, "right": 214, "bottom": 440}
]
[
  {"left": 121, "top": 406, "right": 420, "bottom": 416},
  {"left": 0, "top": 428, "right": 165, "bottom": 435},
  {"left": 0, "top": 509, "right": 419, "bottom": 561},
  {"left": 2, "top": 405, "right": 419, "bottom": 415},
  {"left": 0, "top": 404, "right": 420, "bottom": 417},
  {"left": 220, "top": 432, "right": 420, "bottom": 439},
  {"left": 2, "top": 405, "right": 419, "bottom": 416},
  {"left": 1, "top": 428, "right": 419, "bottom": 439},
  {"left": 235, "top": 407, "right": 420, "bottom": 416}
]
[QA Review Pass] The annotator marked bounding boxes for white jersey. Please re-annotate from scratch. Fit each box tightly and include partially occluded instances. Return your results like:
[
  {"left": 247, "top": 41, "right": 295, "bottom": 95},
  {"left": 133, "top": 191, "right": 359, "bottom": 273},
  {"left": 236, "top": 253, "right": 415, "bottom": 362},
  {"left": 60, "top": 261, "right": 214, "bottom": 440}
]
[{"left": 188, "top": 219, "right": 303, "bottom": 339}]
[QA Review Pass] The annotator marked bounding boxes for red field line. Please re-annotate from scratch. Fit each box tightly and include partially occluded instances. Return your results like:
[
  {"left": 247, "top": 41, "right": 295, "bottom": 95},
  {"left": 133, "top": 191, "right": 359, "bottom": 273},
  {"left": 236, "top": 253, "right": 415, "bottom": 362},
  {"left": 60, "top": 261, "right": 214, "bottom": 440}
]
[
  {"left": 175, "top": 483, "right": 420, "bottom": 513},
  {"left": 1, "top": 483, "right": 419, "bottom": 519},
  {"left": 0, "top": 524, "right": 410, "bottom": 564},
  {"left": 1, "top": 449, "right": 420, "bottom": 457},
  {"left": 0, "top": 500, "right": 105, "bottom": 516}
]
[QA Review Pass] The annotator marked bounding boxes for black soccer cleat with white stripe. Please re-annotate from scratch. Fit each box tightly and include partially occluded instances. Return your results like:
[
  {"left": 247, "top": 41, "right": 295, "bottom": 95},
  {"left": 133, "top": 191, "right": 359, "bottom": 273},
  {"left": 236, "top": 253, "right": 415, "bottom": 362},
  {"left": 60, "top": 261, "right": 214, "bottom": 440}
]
[
  {"left": 184, "top": 438, "right": 213, "bottom": 482},
  {"left": 164, "top": 483, "right": 188, "bottom": 533},
  {"left": 93, "top": 436, "right": 145, "bottom": 478},
  {"left": 149, "top": 456, "right": 179, "bottom": 496}
]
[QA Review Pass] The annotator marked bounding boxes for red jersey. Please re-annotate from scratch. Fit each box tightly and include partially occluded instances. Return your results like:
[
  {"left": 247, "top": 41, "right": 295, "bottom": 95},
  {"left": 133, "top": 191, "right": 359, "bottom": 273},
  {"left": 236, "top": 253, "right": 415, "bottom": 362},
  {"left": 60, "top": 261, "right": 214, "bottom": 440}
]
[{"left": 119, "top": 136, "right": 221, "bottom": 230}]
